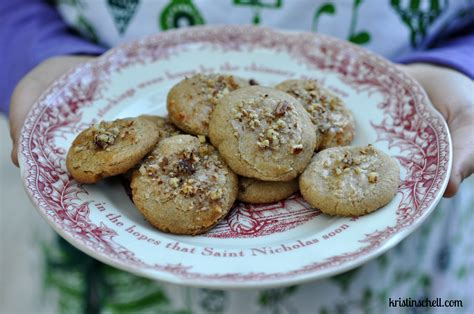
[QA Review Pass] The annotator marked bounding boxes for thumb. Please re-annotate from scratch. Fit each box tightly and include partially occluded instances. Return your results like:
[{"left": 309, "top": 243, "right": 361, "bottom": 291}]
[
  {"left": 445, "top": 148, "right": 474, "bottom": 197},
  {"left": 443, "top": 114, "right": 474, "bottom": 197},
  {"left": 9, "top": 56, "right": 95, "bottom": 167},
  {"left": 9, "top": 73, "right": 49, "bottom": 167}
]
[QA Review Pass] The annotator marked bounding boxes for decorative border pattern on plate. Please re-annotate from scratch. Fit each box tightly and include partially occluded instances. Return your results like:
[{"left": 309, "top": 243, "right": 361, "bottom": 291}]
[{"left": 20, "top": 25, "right": 450, "bottom": 283}]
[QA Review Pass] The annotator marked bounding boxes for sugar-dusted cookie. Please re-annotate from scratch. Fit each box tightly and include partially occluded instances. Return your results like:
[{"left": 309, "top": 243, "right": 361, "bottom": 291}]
[
  {"left": 299, "top": 145, "right": 400, "bottom": 216},
  {"left": 66, "top": 117, "right": 160, "bottom": 184},
  {"left": 209, "top": 86, "right": 317, "bottom": 181},
  {"left": 237, "top": 177, "right": 299, "bottom": 204},
  {"left": 167, "top": 74, "right": 250, "bottom": 136},
  {"left": 276, "top": 79, "right": 355, "bottom": 150},
  {"left": 131, "top": 135, "right": 238, "bottom": 235}
]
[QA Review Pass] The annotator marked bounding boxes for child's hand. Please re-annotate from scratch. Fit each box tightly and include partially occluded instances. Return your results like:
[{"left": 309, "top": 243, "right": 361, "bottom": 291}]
[
  {"left": 9, "top": 55, "right": 95, "bottom": 166},
  {"left": 398, "top": 63, "right": 474, "bottom": 197}
]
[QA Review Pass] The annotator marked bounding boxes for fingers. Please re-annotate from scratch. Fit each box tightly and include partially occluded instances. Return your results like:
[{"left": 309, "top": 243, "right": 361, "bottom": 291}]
[
  {"left": 444, "top": 150, "right": 473, "bottom": 198},
  {"left": 399, "top": 63, "right": 474, "bottom": 198},
  {"left": 10, "top": 143, "right": 19, "bottom": 166},
  {"left": 444, "top": 172, "right": 461, "bottom": 198},
  {"left": 9, "top": 56, "right": 96, "bottom": 167},
  {"left": 9, "top": 73, "right": 48, "bottom": 167},
  {"left": 444, "top": 114, "right": 474, "bottom": 198}
]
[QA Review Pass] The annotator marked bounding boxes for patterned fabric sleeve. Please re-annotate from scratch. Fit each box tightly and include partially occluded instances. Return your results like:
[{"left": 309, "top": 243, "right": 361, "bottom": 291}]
[
  {"left": 397, "top": 34, "right": 474, "bottom": 79},
  {"left": 0, "top": 0, "right": 106, "bottom": 115}
]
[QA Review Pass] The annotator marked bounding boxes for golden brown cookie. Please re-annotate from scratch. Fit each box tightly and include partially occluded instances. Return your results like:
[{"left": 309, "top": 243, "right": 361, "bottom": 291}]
[
  {"left": 167, "top": 74, "right": 250, "bottom": 136},
  {"left": 299, "top": 145, "right": 400, "bottom": 216},
  {"left": 237, "top": 177, "right": 299, "bottom": 204},
  {"left": 131, "top": 135, "right": 238, "bottom": 235},
  {"left": 209, "top": 86, "right": 317, "bottom": 181},
  {"left": 276, "top": 79, "right": 355, "bottom": 150},
  {"left": 66, "top": 117, "right": 160, "bottom": 184}
]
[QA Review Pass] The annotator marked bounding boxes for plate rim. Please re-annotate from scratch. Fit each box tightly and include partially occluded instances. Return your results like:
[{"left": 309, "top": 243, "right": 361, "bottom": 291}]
[{"left": 18, "top": 25, "right": 452, "bottom": 289}]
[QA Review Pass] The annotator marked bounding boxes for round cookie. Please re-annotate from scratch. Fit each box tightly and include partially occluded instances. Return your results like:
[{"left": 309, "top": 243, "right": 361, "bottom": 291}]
[
  {"left": 66, "top": 117, "right": 160, "bottom": 184},
  {"left": 209, "top": 86, "right": 317, "bottom": 181},
  {"left": 276, "top": 79, "right": 355, "bottom": 150},
  {"left": 299, "top": 145, "right": 400, "bottom": 216},
  {"left": 131, "top": 135, "right": 238, "bottom": 235},
  {"left": 167, "top": 74, "right": 250, "bottom": 136},
  {"left": 237, "top": 177, "right": 299, "bottom": 204}
]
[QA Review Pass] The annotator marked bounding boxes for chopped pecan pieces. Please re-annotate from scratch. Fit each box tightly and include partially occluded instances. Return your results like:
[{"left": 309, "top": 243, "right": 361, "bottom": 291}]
[
  {"left": 93, "top": 126, "right": 120, "bottom": 149},
  {"left": 248, "top": 78, "right": 259, "bottom": 85},
  {"left": 274, "top": 101, "right": 290, "bottom": 117},
  {"left": 209, "top": 188, "right": 223, "bottom": 201},
  {"left": 291, "top": 144, "right": 303, "bottom": 154},
  {"left": 169, "top": 177, "right": 180, "bottom": 188},
  {"left": 368, "top": 172, "right": 378, "bottom": 183},
  {"left": 178, "top": 159, "right": 196, "bottom": 175}
]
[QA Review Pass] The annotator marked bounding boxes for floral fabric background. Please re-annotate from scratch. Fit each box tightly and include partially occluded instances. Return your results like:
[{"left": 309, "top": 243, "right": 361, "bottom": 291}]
[{"left": 56, "top": 0, "right": 474, "bottom": 58}]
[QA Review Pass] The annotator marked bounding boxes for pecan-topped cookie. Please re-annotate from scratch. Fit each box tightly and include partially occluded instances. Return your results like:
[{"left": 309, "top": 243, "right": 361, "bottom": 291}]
[
  {"left": 66, "top": 117, "right": 160, "bottom": 183},
  {"left": 299, "top": 145, "right": 400, "bottom": 216},
  {"left": 209, "top": 86, "right": 317, "bottom": 181},
  {"left": 131, "top": 135, "right": 238, "bottom": 235},
  {"left": 167, "top": 74, "right": 250, "bottom": 136},
  {"left": 237, "top": 177, "right": 299, "bottom": 204},
  {"left": 276, "top": 79, "right": 355, "bottom": 150}
]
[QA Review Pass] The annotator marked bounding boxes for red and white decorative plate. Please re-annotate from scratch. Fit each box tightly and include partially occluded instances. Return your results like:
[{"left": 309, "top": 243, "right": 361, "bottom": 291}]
[{"left": 19, "top": 26, "right": 451, "bottom": 288}]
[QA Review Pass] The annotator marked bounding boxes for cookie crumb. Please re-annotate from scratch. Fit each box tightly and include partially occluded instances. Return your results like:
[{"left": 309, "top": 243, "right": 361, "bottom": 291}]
[
  {"left": 274, "top": 101, "right": 290, "bottom": 117},
  {"left": 169, "top": 177, "right": 180, "bottom": 188},
  {"left": 74, "top": 146, "right": 85, "bottom": 153},
  {"left": 249, "top": 119, "right": 260, "bottom": 130},
  {"left": 361, "top": 144, "right": 375, "bottom": 155},
  {"left": 249, "top": 79, "right": 259, "bottom": 85},
  {"left": 93, "top": 125, "right": 120, "bottom": 149},
  {"left": 198, "top": 135, "right": 206, "bottom": 144},
  {"left": 178, "top": 159, "right": 196, "bottom": 175},
  {"left": 209, "top": 188, "right": 223, "bottom": 200},
  {"left": 334, "top": 166, "right": 343, "bottom": 176},
  {"left": 368, "top": 172, "right": 378, "bottom": 183},
  {"left": 198, "top": 145, "right": 210, "bottom": 156},
  {"left": 353, "top": 156, "right": 361, "bottom": 165},
  {"left": 159, "top": 156, "right": 169, "bottom": 167},
  {"left": 181, "top": 179, "right": 198, "bottom": 196},
  {"left": 257, "top": 139, "right": 270, "bottom": 149},
  {"left": 213, "top": 205, "right": 223, "bottom": 213},
  {"left": 275, "top": 119, "right": 287, "bottom": 129},
  {"left": 291, "top": 144, "right": 303, "bottom": 154},
  {"left": 342, "top": 151, "right": 353, "bottom": 165},
  {"left": 266, "top": 128, "right": 279, "bottom": 139}
]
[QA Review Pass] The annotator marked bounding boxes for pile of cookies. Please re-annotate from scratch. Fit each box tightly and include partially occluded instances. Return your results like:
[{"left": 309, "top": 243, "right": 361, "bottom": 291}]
[{"left": 67, "top": 74, "right": 400, "bottom": 235}]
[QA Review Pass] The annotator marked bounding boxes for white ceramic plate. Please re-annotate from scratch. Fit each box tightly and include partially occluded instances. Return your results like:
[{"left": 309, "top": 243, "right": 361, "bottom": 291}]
[{"left": 19, "top": 25, "right": 451, "bottom": 289}]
